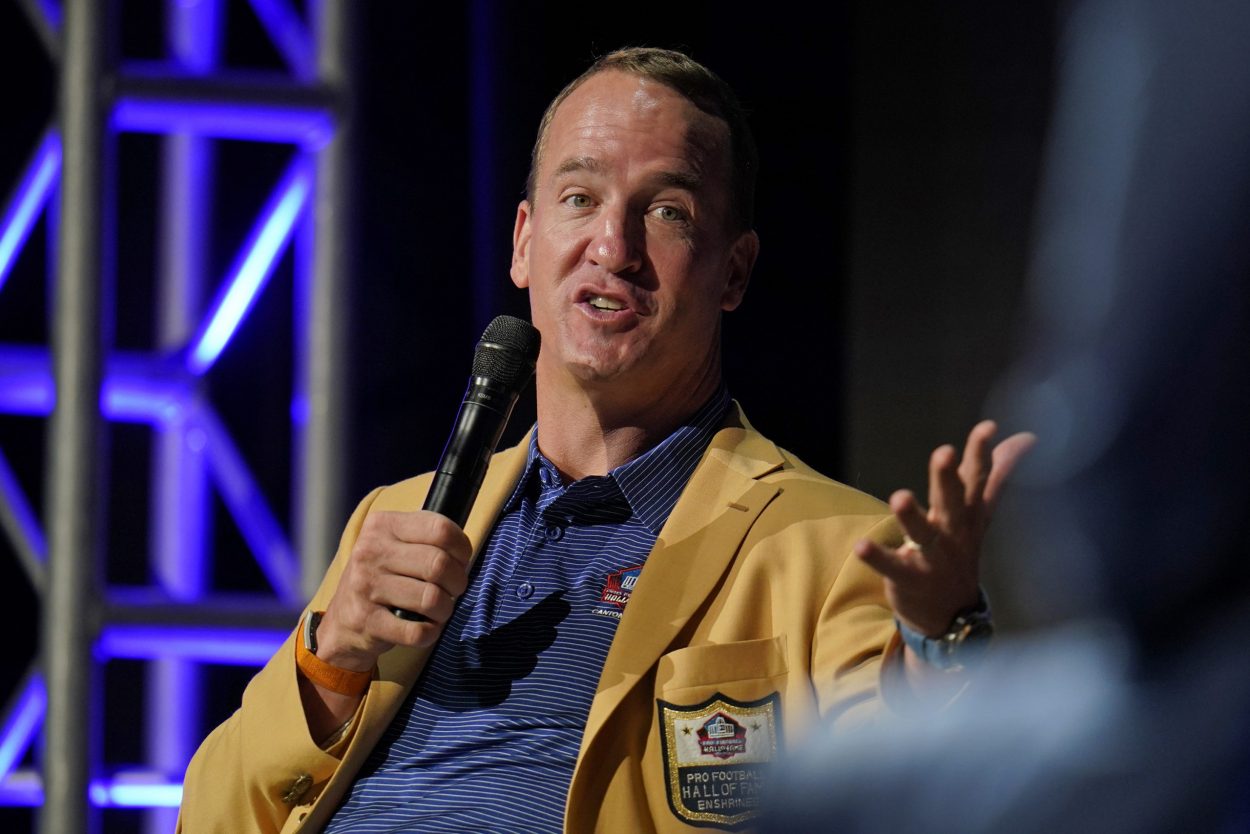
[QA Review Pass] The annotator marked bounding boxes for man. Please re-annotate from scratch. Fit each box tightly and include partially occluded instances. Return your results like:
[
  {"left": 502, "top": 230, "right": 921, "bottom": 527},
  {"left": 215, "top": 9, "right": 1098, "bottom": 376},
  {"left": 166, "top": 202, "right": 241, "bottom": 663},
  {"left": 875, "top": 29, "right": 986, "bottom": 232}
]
[{"left": 178, "top": 47, "right": 1030, "bottom": 833}]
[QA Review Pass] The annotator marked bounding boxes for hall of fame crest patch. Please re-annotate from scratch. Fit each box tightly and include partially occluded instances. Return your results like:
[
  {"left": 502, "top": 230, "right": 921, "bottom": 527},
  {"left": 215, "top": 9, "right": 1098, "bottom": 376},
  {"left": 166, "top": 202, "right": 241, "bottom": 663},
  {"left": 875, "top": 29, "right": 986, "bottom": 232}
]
[
  {"left": 657, "top": 692, "right": 782, "bottom": 829},
  {"left": 591, "top": 564, "right": 644, "bottom": 620}
]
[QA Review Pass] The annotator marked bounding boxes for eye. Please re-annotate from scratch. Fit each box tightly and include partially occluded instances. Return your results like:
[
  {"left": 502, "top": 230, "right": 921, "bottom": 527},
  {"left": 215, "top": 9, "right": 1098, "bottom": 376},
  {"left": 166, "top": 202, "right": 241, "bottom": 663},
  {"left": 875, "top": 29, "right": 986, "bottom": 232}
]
[
  {"left": 564, "top": 193, "right": 593, "bottom": 209},
  {"left": 652, "top": 205, "right": 687, "bottom": 223}
]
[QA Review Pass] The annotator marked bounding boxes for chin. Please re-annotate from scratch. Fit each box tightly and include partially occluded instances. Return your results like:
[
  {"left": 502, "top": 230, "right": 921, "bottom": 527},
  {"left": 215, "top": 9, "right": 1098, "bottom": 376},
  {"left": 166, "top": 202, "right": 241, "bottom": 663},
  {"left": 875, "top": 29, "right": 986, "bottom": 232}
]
[
  {"left": 565, "top": 359, "right": 636, "bottom": 385},
  {"left": 558, "top": 337, "right": 647, "bottom": 382},
  {"left": 561, "top": 350, "right": 651, "bottom": 387}
]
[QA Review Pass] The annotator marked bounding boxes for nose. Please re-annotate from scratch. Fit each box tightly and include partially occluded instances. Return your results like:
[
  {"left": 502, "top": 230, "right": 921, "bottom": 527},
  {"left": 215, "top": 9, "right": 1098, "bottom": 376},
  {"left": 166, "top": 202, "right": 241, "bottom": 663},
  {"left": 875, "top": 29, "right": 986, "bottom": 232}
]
[{"left": 587, "top": 207, "right": 643, "bottom": 275}]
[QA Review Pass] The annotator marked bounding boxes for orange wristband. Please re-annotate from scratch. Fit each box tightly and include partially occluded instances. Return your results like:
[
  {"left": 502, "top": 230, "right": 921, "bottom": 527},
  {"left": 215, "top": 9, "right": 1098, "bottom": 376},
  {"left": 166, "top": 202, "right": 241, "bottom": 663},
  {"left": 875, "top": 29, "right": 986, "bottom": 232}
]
[{"left": 295, "top": 611, "right": 373, "bottom": 696}]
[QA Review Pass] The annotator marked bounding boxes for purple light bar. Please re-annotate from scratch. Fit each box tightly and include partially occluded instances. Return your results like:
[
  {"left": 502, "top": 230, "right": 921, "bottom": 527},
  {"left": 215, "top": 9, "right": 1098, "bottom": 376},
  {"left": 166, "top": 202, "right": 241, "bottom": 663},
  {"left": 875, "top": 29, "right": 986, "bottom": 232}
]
[
  {"left": 102, "top": 376, "right": 186, "bottom": 423},
  {"left": 0, "top": 130, "right": 61, "bottom": 293},
  {"left": 0, "top": 771, "right": 184, "bottom": 808},
  {"left": 0, "top": 347, "right": 190, "bottom": 423},
  {"left": 34, "top": 0, "right": 62, "bottom": 31},
  {"left": 98, "top": 625, "right": 286, "bottom": 665},
  {"left": 187, "top": 156, "right": 312, "bottom": 375},
  {"left": 169, "top": 0, "right": 222, "bottom": 73},
  {"left": 0, "top": 446, "right": 48, "bottom": 566},
  {"left": 0, "top": 345, "right": 53, "bottom": 415},
  {"left": 112, "top": 98, "right": 332, "bottom": 146},
  {"left": 0, "top": 375, "right": 52, "bottom": 416},
  {"left": 0, "top": 674, "right": 45, "bottom": 781},
  {"left": 93, "top": 775, "right": 184, "bottom": 808},
  {"left": 0, "top": 771, "right": 41, "bottom": 806},
  {"left": 197, "top": 405, "right": 300, "bottom": 601},
  {"left": 245, "top": 0, "right": 314, "bottom": 79}
]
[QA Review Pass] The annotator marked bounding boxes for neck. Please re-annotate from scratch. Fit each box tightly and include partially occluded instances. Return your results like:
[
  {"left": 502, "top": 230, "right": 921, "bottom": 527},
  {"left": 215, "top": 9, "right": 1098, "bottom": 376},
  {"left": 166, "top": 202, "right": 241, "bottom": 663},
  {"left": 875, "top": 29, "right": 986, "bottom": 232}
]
[{"left": 533, "top": 359, "right": 724, "bottom": 482}]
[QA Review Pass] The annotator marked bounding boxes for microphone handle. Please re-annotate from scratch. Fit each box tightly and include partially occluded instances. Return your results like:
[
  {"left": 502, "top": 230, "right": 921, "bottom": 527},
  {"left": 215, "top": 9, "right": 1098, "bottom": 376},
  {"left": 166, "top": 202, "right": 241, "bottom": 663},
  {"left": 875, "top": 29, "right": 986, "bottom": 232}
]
[{"left": 390, "top": 376, "right": 520, "bottom": 621}]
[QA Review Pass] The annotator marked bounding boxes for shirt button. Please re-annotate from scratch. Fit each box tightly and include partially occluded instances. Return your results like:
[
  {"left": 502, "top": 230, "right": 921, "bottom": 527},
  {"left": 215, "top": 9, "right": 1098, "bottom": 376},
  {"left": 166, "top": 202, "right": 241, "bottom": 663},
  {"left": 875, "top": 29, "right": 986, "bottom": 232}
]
[
  {"left": 545, "top": 523, "right": 564, "bottom": 542},
  {"left": 539, "top": 468, "right": 554, "bottom": 486},
  {"left": 517, "top": 581, "right": 535, "bottom": 599}
]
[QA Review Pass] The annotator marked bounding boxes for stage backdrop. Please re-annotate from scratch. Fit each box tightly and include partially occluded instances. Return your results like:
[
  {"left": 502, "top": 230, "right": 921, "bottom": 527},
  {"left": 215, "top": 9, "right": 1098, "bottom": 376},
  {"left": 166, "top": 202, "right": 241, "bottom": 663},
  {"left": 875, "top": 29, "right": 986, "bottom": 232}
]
[{"left": 0, "top": 2, "right": 1052, "bottom": 830}]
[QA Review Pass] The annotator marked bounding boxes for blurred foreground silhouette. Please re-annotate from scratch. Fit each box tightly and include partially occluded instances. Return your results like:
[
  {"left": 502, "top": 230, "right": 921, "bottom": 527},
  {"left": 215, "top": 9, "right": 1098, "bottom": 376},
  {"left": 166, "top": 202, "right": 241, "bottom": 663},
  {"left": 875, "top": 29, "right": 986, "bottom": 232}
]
[{"left": 759, "top": 0, "right": 1250, "bottom": 830}]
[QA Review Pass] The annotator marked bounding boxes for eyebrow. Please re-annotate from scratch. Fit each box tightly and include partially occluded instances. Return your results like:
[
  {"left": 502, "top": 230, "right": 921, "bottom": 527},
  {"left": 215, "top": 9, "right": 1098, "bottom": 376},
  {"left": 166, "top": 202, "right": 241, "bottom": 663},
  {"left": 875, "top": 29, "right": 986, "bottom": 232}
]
[
  {"left": 550, "top": 156, "right": 706, "bottom": 193},
  {"left": 552, "top": 156, "right": 605, "bottom": 179}
]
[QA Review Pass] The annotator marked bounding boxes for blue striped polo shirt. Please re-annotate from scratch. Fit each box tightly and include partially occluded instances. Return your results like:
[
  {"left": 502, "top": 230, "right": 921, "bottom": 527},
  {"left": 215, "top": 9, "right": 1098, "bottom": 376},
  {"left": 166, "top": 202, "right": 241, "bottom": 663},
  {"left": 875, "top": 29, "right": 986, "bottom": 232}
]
[{"left": 324, "top": 388, "right": 731, "bottom": 833}]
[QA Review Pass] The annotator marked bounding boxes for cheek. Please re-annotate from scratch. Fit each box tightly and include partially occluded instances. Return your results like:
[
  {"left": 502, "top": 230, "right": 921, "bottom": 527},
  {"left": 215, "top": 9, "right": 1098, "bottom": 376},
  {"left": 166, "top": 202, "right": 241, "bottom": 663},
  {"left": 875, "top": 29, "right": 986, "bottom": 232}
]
[
  {"left": 660, "top": 258, "right": 730, "bottom": 317},
  {"left": 529, "top": 231, "right": 581, "bottom": 283}
]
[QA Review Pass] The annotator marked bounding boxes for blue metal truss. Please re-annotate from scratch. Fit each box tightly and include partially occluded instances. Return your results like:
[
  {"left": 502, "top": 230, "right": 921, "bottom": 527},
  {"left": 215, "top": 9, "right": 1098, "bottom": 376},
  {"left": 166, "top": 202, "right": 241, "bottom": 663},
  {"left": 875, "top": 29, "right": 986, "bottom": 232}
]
[{"left": 0, "top": 0, "right": 349, "bottom": 827}]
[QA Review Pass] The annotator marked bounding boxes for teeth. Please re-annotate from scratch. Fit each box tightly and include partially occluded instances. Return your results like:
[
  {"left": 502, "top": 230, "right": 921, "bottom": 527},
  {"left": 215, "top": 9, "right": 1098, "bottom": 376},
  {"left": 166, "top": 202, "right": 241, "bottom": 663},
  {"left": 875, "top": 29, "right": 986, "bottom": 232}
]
[{"left": 588, "top": 296, "right": 626, "bottom": 311}]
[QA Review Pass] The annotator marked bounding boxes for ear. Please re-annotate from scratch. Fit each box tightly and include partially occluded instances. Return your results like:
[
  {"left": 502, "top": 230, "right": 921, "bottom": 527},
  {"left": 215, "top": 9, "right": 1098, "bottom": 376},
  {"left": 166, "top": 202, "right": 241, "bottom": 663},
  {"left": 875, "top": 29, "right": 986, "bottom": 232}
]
[
  {"left": 510, "top": 200, "right": 533, "bottom": 289},
  {"left": 720, "top": 229, "right": 759, "bottom": 312}
]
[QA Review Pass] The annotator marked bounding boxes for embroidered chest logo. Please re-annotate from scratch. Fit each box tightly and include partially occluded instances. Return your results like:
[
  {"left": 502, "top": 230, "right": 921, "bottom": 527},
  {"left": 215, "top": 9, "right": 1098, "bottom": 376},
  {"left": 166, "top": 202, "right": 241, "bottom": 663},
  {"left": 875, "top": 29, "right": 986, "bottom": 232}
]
[
  {"left": 591, "top": 564, "right": 644, "bottom": 620},
  {"left": 697, "top": 713, "right": 747, "bottom": 759},
  {"left": 658, "top": 692, "right": 782, "bottom": 829}
]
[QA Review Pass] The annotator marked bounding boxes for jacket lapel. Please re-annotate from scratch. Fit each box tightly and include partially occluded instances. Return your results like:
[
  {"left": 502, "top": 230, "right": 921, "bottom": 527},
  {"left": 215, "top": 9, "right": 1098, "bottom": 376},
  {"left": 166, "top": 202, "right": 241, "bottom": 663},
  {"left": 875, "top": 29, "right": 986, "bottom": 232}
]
[
  {"left": 305, "top": 410, "right": 785, "bottom": 829},
  {"left": 574, "top": 407, "right": 786, "bottom": 768},
  {"left": 308, "top": 430, "right": 534, "bottom": 826},
  {"left": 373, "top": 429, "right": 532, "bottom": 687}
]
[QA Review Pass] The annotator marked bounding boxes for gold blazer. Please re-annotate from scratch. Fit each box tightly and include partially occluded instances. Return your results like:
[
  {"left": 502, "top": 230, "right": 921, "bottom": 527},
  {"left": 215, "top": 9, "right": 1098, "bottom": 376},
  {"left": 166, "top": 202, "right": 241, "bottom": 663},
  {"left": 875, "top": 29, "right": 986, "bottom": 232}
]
[{"left": 178, "top": 404, "right": 902, "bottom": 833}]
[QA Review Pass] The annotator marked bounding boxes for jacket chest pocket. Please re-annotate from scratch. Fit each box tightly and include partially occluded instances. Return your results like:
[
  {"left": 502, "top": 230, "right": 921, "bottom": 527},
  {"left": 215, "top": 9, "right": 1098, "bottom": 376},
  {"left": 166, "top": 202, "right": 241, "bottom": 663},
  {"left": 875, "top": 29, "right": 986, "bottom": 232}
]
[
  {"left": 651, "top": 637, "right": 789, "bottom": 832},
  {"left": 655, "top": 636, "right": 788, "bottom": 702}
]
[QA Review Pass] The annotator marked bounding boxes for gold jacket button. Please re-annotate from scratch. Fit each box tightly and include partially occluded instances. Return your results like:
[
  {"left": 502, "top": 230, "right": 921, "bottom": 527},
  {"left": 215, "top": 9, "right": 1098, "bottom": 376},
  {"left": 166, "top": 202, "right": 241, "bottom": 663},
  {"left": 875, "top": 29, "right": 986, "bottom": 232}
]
[{"left": 282, "top": 773, "right": 313, "bottom": 805}]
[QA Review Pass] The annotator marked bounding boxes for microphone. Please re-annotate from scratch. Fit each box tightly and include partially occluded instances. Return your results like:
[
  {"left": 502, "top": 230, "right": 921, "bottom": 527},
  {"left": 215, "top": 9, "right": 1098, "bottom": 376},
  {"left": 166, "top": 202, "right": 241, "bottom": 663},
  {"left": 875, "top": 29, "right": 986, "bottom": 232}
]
[{"left": 391, "top": 315, "right": 541, "bottom": 621}]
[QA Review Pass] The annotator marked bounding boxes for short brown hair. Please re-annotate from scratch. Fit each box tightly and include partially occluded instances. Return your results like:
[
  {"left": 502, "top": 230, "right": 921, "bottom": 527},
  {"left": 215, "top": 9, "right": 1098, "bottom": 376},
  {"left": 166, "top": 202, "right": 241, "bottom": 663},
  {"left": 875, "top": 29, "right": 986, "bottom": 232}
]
[{"left": 526, "top": 47, "right": 758, "bottom": 232}]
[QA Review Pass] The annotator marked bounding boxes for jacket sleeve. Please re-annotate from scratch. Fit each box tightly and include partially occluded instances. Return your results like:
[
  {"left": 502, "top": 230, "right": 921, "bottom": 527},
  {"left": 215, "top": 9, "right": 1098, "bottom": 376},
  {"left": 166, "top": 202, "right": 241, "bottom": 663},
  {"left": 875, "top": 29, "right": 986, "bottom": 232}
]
[
  {"left": 176, "top": 486, "right": 385, "bottom": 834},
  {"left": 812, "top": 513, "right": 906, "bottom": 731}
]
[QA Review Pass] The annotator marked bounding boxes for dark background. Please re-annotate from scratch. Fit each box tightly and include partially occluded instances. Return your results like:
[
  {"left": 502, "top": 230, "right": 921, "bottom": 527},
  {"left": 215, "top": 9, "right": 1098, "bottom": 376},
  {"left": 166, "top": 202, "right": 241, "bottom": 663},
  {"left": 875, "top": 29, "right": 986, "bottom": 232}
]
[{"left": 0, "top": 1, "right": 1055, "bottom": 829}]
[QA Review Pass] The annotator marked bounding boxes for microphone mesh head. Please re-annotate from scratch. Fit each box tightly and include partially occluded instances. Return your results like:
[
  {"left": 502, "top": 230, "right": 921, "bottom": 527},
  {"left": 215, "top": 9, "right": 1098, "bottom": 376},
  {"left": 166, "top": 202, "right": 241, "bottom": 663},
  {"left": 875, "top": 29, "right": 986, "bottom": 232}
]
[{"left": 472, "top": 315, "right": 541, "bottom": 387}]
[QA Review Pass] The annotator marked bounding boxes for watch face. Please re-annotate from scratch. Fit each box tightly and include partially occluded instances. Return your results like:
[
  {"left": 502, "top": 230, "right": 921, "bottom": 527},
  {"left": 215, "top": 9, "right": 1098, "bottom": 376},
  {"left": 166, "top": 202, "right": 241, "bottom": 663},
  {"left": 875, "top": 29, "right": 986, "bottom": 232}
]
[
  {"left": 935, "top": 612, "right": 993, "bottom": 670},
  {"left": 954, "top": 616, "right": 994, "bottom": 643},
  {"left": 303, "top": 611, "right": 323, "bottom": 654},
  {"left": 897, "top": 602, "right": 995, "bottom": 671}
]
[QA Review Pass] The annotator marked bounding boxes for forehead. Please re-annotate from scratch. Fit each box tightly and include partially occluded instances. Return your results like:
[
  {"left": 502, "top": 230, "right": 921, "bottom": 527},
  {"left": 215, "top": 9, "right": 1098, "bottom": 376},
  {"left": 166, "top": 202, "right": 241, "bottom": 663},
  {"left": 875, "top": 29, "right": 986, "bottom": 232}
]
[{"left": 539, "top": 71, "right": 730, "bottom": 187}]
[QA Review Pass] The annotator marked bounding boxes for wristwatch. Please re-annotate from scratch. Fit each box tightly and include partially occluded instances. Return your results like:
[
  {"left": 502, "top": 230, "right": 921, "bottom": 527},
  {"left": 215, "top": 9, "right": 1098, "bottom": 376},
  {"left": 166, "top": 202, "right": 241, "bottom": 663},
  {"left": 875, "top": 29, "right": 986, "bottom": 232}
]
[
  {"left": 896, "top": 590, "right": 994, "bottom": 672},
  {"left": 296, "top": 610, "right": 373, "bottom": 696},
  {"left": 302, "top": 609, "right": 324, "bottom": 655}
]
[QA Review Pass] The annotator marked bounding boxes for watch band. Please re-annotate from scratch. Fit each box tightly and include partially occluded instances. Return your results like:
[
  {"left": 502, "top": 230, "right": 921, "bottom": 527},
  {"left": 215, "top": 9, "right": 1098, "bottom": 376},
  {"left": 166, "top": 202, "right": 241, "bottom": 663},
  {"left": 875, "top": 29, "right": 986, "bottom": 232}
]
[
  {"left": 896, "top": 589, "right": 994, "bottom": 672},
  {"left": 295, "top": 610, "right": 374, "bottom": 696}
]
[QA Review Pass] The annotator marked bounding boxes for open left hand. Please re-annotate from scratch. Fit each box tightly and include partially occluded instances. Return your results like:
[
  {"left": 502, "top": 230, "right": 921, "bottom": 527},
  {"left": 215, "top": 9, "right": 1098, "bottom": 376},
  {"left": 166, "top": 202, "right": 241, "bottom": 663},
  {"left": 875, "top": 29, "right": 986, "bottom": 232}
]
[{"left": 855, "top": 420, "right": 1036, "bottom": 636}]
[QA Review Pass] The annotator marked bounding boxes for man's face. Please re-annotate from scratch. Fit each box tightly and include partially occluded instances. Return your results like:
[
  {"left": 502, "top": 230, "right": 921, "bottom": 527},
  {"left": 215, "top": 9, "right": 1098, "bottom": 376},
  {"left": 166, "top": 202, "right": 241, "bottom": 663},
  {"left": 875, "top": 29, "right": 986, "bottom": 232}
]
[{"left": 511, "top": 70, "right": 758, "bottom": 405}]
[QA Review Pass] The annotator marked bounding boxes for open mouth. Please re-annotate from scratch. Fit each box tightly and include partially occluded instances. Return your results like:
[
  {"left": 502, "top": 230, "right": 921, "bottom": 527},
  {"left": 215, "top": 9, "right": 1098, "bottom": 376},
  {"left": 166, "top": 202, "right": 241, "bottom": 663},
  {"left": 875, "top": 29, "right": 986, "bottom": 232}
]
[
  {"left": 576, "top": 285, "right": 646, "bottom": 321},
  {"left": 587, "top": 295, "right": 627, "bottom": 312}
]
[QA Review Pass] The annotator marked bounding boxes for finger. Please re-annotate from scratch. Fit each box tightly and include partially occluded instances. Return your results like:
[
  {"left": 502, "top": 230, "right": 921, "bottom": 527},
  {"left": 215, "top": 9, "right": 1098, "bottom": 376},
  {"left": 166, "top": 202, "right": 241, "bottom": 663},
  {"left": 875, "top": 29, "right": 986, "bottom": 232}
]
[
  {"left": 926, "top": 445, "right": 966, "bottom": 530},
  {"left": 958, "top": 420, "right": 997, "bottom": 506},
  {"left": 365, "top": 604, "right": 447, "bottom": 649},
  {"left": 984, "top": 431, "right": 1039, "bottom": 511},
  {"left": 889, "top": 489, "right": 939, "bottom": 552},
  {"left": 369, "top": 573, "right": 458, "bottom": 626},
  {"left": 379, "top": 510, "right": 473, "bottom": 566},
  {"left": 855, "top": 538, "right": 919, "bottom": 584},
  {"left": 377, "top": 543, "right": 470, "bottom": 599}
]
